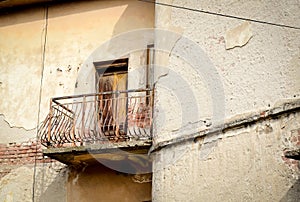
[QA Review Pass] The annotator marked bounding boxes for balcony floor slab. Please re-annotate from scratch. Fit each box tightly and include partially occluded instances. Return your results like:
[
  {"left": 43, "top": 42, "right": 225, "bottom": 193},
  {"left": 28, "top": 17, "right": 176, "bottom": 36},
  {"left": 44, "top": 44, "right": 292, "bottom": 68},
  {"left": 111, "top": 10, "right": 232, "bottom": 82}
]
[{"left": 43, "top": 140, "right": 152, "bottom": 173}]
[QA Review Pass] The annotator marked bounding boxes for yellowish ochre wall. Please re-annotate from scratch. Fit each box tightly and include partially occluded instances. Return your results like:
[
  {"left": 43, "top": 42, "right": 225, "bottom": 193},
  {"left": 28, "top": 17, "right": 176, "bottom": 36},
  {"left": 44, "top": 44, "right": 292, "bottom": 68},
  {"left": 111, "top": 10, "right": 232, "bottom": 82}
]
[{"left": 0, "top": 0, "right": 155, "bottom": 131}]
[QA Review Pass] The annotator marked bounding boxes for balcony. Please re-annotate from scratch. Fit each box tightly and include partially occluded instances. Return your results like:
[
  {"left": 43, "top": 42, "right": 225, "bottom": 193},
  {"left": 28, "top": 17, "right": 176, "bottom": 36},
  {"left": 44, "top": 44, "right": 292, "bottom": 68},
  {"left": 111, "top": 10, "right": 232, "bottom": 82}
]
[{"left": 39, "top": 89, "right": 154, "bottom": 166}]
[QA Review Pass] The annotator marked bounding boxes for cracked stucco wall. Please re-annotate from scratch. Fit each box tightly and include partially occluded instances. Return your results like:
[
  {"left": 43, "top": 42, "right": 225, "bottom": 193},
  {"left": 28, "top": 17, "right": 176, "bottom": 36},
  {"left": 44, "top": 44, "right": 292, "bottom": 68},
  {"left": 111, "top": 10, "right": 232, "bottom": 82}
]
[
  {"left": 0, "top": 115, "right": 35, "bottom": 144},
  {"left": 153, "top": 0, "right": 300, "bottom": 201}
]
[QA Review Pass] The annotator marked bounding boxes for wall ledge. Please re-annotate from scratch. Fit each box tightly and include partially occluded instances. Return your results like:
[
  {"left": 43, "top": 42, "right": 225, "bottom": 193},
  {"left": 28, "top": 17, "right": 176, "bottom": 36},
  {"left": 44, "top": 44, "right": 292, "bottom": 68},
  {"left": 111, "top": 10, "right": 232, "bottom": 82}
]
[{"left": 150, "top": 98, "right": 300, "bottom": 153}]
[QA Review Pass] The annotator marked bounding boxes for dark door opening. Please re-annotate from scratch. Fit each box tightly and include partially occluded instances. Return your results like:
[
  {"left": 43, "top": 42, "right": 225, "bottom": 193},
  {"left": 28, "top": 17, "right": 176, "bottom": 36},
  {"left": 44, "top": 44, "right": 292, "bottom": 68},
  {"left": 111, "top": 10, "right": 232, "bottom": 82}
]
[{"left": 94, "top": 58, "right": 128, "bottom": 141}]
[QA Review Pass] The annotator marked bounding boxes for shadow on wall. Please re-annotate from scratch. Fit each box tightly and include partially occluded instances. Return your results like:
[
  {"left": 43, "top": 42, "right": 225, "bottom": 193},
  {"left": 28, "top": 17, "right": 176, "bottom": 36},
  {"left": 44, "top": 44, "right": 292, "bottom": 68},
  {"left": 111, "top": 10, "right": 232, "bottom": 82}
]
[
  {"left": 34, "top": 162, "right": 67, "bottom": 202},
  {"left": 280, "top": 178, "right": 300, "bottom": 202},
  {"left": 67, "top": 163, "right": 152, "bottom": 202},
  {"left": 111, "top": 0, "right": 154, "bottom": 36}
]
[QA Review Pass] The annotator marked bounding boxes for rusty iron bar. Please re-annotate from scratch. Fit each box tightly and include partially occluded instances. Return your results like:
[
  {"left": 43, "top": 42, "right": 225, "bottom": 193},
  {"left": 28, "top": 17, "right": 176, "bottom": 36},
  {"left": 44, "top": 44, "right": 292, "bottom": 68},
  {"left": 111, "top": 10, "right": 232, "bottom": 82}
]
[
  {"left": 52, "top": 88, "right": 152, "bottom": 101},
  {"left": 81, "top": 96, "right": 86, "bottom": 143},
  {"left": 39, "top": 89, "right": 153, "bottom": 148},
  {"left": 52, "top": 99, "right": 74, "bottom": 114},
  {"left": 47, "top": 99, "right": 53, "bottom": 144}
]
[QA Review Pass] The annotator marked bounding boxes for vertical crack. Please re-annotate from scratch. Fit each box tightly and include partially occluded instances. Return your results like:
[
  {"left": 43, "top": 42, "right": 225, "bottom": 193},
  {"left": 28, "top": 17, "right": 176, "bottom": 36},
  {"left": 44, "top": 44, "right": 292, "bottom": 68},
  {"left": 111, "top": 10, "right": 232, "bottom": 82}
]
[{"left": 33, "top": 5, "right": 49, "bottom": 202}]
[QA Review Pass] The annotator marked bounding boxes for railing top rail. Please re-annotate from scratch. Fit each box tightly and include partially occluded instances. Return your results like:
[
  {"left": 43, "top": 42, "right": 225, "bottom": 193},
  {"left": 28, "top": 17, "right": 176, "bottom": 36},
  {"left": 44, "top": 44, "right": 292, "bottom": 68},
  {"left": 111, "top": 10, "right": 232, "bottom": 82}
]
[
  {"left": 52, "top": 88, "right": 153, "bottom": 102},
  {"left": 41, "top": 88, "right": 154, "bottom": 148}
]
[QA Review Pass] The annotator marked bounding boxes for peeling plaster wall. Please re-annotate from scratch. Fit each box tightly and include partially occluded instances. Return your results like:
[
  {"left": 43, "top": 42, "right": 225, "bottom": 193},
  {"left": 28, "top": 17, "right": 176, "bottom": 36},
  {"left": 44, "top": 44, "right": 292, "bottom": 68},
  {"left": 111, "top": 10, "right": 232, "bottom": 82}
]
[
  {"left": 0, "top": 115, "right": 35, "bottom": 144},
  {"left": 153, "top": 0, "right": 300, "bottom": 201},
  {"left": 153, "top": 112, "right": 300, "bottom": 201}
]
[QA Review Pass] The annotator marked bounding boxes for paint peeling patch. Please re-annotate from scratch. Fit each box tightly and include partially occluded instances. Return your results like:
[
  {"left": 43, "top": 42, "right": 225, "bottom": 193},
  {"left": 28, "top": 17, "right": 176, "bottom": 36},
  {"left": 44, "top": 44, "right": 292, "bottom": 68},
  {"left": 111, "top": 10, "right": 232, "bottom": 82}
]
[
  {"left": 0, "top": 115, "right": 35, "bottom": 144},
  {"left": 225, "top": 21, "right": 253, "bottom": 50}
]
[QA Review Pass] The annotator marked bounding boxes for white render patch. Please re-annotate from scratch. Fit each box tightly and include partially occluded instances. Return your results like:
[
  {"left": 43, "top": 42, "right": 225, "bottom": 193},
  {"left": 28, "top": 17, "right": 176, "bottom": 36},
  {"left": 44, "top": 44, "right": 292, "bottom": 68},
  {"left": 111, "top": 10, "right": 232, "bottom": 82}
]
[{"left": 225, "top": 21, "right": 253, "bottom": 49}]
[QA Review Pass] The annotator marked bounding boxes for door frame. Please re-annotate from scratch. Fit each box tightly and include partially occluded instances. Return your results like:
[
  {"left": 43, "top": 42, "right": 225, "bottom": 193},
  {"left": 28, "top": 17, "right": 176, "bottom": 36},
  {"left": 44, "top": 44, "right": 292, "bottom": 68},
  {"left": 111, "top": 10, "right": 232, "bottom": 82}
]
[{"left": 94, "top": 58, "right": 129, "bottom": 140}]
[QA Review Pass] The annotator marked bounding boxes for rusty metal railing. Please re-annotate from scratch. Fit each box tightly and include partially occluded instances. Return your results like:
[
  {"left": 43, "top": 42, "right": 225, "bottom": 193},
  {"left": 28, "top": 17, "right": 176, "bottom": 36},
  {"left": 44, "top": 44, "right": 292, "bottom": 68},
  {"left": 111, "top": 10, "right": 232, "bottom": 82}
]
[{"left": 39, "top": 89, "right": 153, "bottom": 148}]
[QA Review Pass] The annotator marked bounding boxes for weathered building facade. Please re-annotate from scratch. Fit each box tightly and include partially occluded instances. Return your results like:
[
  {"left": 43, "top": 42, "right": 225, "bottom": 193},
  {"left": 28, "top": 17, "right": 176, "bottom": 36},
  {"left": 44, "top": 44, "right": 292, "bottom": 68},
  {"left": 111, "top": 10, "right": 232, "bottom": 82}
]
[
  {"left": 0, "top": 0, "right": 299, "bottom": 201},
  {"left": 1, "top": 0, "right": 154, "bottom": 201}
]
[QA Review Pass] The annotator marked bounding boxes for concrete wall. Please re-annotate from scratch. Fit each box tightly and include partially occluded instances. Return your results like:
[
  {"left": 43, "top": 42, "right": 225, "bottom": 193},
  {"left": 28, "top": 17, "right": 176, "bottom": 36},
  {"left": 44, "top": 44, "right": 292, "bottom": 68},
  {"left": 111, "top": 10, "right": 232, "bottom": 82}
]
[
  {"left": 153, "top": 0, "right": 300, "bottom": 201},
  {"left": 0, "top": 1, "right": 154, "bottom": 201}
]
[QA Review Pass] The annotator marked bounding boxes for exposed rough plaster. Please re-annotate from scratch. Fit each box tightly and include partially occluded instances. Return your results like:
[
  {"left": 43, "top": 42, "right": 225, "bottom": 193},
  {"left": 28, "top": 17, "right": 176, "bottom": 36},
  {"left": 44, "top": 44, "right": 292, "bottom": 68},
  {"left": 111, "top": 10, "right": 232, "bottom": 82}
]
[
  {"left": 168, "top": 34, "right": 183, "bottom": 57},
  {"left": 225, "top": 21, "right": 253, "bottom": 49},
  {"left": 153, "top": 112, "right": 300, "bottom": 201},
  {"left": 153, "top": 31, "right": 217, "bottom": 143},
  {"left": 0, "top": 166, "right": 34, "bottom": 202},
  {"left": 152, "top": 99, "right": 300, "bottom": 200}
]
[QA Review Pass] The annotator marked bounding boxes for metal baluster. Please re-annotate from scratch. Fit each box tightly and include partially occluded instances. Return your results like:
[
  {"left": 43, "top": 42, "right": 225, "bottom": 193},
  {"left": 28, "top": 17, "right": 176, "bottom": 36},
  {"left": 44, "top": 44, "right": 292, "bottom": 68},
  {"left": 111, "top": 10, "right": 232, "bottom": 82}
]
[
  {"left": 47, "top": 99, "right": 53, "bottom": 146},
  {"left": 81, "top": 96, "right": 86, "bottom": 145}
]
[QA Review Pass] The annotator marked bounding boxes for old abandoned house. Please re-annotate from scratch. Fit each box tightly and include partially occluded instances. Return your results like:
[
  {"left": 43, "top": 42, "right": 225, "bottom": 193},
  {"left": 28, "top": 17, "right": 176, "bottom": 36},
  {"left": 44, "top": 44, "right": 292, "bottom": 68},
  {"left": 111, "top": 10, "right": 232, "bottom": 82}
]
[{"left": 0, "top": 0, "right": 299, "bottom": 201}]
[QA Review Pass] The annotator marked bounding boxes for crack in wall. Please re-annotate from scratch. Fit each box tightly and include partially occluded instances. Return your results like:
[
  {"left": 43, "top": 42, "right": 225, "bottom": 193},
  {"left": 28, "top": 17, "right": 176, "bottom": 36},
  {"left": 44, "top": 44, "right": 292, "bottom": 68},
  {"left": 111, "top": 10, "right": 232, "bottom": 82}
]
[
  {"left": 168, "top": 35, "right": 183, "bottom": 57},
  {"left": 153, "top": 70, "right": 170, "bottom": 87},
  {"left": 0, "top": 114, "right": 36, "bottom": 131},
  {"left": 0, "top": 114, "right": 36, "bottom": 144},
  {"left": 153, "top": 28, "right": 183, "bottom": 87}
]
